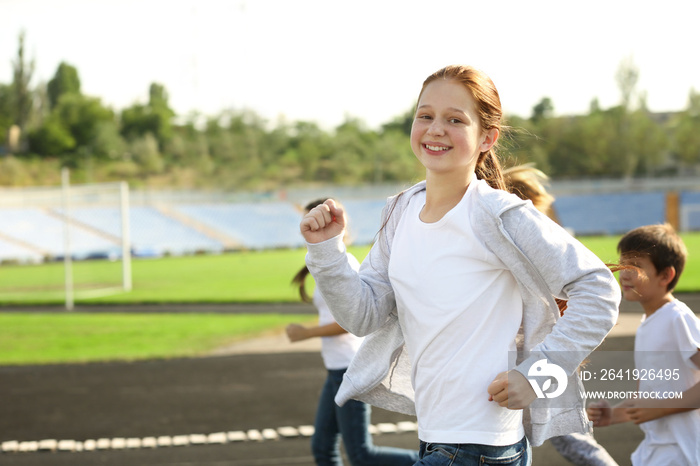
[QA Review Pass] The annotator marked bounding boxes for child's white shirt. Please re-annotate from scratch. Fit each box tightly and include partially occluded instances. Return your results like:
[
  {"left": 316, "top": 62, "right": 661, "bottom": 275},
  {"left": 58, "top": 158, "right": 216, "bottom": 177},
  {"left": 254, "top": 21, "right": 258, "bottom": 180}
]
[
  {"left": 315, "top": 253, "right": 363, "bottom": 370},
  {"left": 388, "top": 184, "right": 524, "bottom": 445},
  {"left": 632, "top": 299, "right": 700, "bottom": 466}
]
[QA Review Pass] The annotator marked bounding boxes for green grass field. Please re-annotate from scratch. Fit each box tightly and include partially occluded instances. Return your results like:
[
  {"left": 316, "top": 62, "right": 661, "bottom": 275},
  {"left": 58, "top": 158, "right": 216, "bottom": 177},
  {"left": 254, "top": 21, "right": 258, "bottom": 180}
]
[
  {"left": 1, "top": 233, "right": 698, "bottom": 365},
  {"left": 0, "top": 245, "right": 368, "bottom": 305},
  {"left": 0, "top": 312, "right": 317, "bottom": 365},
  {"left": 1, "top": 234, "right": 699, "bottom": 306}
]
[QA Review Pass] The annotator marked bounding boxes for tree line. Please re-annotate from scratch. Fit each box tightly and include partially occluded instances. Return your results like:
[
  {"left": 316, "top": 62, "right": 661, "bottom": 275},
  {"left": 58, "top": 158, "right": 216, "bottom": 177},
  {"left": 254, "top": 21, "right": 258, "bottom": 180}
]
[{"left": 1, "top": 33, "right": 699, "bottom": 189}]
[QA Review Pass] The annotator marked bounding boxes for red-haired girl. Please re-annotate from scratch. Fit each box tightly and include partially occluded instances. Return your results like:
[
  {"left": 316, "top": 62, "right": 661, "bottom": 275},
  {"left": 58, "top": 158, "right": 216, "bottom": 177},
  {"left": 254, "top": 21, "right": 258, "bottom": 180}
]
[{"left": 301, "top": 66, "right": 620, "bottom": 466}]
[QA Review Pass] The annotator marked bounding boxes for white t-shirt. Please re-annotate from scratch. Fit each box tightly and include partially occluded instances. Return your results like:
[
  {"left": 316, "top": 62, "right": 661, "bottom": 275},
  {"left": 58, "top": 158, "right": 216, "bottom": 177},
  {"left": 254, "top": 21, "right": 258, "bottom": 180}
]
[
  {"left": 315, "top": 253, "right": 363, "bottom": 370},
  {"left": 388, "top": 180, "right": 524, "bottom": 445},
  {"left": 631, "top": 299, "right": 700, "bottom": 466}
]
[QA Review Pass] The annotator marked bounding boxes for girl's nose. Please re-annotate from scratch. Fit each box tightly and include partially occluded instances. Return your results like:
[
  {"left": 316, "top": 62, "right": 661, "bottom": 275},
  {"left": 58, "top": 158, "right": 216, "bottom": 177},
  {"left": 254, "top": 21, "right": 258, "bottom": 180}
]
[{"left": 427, "top": 120, "right": 445, "bottom": 136}]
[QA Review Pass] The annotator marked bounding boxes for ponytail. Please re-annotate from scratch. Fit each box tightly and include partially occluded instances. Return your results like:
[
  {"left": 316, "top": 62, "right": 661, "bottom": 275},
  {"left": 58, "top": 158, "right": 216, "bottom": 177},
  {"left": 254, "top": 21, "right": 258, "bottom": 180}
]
[
  {"left": 291, "top": 265, "right": 312, "bottom": 303},
  {"left": 475, "top": 150, "right": 506, "bottom": 191}
]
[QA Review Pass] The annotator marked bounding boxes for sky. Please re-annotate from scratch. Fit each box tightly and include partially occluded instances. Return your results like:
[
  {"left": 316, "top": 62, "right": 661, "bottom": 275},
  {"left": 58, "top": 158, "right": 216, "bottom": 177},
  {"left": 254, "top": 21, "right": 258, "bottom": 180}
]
[{"left": 2, "top": 0, "right": 699, "bottom": 130}]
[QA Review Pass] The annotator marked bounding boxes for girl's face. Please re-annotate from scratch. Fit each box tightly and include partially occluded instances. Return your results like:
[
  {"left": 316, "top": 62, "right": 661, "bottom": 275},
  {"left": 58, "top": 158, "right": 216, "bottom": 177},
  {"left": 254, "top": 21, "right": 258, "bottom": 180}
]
[{"left": 410, "top": 79, "right": 496, "bottom": 181}]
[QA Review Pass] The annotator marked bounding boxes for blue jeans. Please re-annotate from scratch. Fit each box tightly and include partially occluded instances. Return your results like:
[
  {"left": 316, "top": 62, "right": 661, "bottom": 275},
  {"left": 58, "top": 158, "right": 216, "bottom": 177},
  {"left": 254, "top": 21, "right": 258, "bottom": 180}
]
[
  {"left": 312, "top": 368, "right": 420, "bottom": 466},
  {"left": 416, "top": 436, "right": 531, "bottom": 466}
]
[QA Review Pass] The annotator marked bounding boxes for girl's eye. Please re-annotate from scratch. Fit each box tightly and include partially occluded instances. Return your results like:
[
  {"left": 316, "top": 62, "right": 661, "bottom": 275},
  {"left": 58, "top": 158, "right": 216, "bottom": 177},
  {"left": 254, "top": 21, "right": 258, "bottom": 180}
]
[
  {"left": 449, "top": 118, "right": 463, "bottom": 124},
  {"left": 417, "top": 114, "right": 432, "bottom": 120}
]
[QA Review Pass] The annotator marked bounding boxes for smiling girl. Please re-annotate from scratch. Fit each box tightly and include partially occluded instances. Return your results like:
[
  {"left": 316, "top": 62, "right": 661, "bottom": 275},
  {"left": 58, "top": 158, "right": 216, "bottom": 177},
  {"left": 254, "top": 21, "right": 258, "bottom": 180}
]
[{"left": 300, "top": 65, "right": 620, "bottom": 466}]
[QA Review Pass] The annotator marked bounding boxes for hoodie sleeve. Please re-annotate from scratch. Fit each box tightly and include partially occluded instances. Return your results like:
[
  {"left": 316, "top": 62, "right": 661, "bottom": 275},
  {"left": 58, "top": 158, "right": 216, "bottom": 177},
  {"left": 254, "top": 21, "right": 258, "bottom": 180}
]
[
  {"left": 504, "top": 204, "right": 621, "bottom": 375},
  {"left": 305, "top": 200, "right": 398, "bottom": 337}
]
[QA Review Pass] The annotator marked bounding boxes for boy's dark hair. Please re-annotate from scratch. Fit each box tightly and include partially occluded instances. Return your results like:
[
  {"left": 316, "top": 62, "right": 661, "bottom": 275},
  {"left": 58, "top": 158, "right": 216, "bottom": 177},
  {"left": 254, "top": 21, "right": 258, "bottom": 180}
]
[{"left": 617, "top": 223, "right": 688, "bottom": 292}]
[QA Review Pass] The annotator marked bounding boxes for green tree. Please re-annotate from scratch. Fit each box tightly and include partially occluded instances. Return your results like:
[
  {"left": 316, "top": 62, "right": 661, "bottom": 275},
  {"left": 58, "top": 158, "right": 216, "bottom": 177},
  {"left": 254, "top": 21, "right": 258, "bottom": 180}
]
[
  {"left": 287, "top": 120, "right": 329, "bottom": 181},
  {"left": 54, "top": 94, "right": 115, "bottom": 150},
  {"left": 92, "top": 120, "right": 127, "bottom": 160},
  {"left": 148, "top": 82, "right": 175, "bottom": 144},
  {"left": 11, "top": 31, "right": 35, "bottom": 146},
  {"left": 627, "top": 103, "right": 669, "bottom": 176},
  {"left": 121, "top": 83, "right": 175, "bottom": 148},
  {"left": 672, "top": 88, "right": 700, "bottom": 168},
  {"left": 531, "top": 97, "right": 554, "bottom": 123},
  {"left": 381, "top": 108, "right": 414, "bottom": 136},
  {"left": 27, "top": 115, "right": 75, "bottom": 155},
  {"left": 614, "top": 57, "right": 642, "bottom": 177},
  {"left": 130, "top": 133, "right": 164, "bottom": 174},
  {"left": 0, "top": 84, "right": 13, "bottom": 148},
  {"left": 616, "top": 56, "right": 640, "bottom": 111},
  {"left": 331, "top": 117, "right": 376, "bottom": 183},
  {"left": 374, "top": 128, "right": 420, "bottom": 182},
  {"left": 47, "top": 62, "right": 81, "bottom": 109}
]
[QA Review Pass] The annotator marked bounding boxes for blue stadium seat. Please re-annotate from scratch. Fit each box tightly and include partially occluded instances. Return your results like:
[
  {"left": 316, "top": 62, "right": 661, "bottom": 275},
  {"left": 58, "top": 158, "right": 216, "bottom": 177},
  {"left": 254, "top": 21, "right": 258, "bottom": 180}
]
[
  {"left": 0, "top": 187, "right": 690, "bottom": 264},
  {"left": 554, "top": 192, "right": 666, "bottom": 236},
  {"left": 0, "top": 237, "right": 43, "bottom": 263},
  {"left": 342, "top": 200, "right": 386, "bottom": 245},
  {"left": 681, "top": 191, "right": 700, "bottom": 231},
  {"left": 56, "top": 206, "right": 224, "bottom": 256},
  {"left": 0, "top": 208, "right": 121, "bottom": 260},
  {"left": 175, "top": 203, "right": 303, "bottom": 249}
]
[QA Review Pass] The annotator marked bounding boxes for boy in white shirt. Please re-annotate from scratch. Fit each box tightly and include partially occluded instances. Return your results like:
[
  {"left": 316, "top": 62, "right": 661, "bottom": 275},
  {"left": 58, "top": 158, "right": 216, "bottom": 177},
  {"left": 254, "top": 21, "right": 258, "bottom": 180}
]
[{"left": 587, "top": 223, "right": 700, "bottom": 466}]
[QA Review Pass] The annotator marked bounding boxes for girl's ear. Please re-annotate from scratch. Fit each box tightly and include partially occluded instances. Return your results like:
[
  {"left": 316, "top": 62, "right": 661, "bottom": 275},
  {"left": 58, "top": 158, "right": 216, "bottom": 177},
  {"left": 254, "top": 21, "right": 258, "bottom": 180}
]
[{"left": 480, "top": 128, "right": 499, "bottom": 153}]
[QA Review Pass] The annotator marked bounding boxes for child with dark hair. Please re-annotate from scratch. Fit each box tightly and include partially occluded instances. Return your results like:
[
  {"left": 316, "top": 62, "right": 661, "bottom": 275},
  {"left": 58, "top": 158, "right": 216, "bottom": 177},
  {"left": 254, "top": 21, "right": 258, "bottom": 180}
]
[{"left": 588, "top": 224, "right": 700, "bottom": 466}]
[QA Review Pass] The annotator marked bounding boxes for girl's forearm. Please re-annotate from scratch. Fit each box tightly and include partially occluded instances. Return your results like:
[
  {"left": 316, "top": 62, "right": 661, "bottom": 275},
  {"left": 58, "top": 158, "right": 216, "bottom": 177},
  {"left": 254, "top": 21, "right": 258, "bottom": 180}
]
[{"left": 306, "top": 322, "right": 348, "bottom": 338}]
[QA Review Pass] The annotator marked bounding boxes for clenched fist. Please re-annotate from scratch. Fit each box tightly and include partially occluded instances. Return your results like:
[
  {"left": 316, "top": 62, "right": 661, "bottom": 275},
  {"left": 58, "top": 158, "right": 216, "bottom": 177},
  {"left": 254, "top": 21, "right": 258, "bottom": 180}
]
[{"left": 300, "top": 199, "right": 346, "bottom": 244}]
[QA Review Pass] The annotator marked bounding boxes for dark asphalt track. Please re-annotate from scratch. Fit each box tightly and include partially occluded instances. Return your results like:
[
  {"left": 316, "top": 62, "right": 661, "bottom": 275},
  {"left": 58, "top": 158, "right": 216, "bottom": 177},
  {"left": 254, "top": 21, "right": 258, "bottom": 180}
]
[
  {"left": 6, "top": 295, "right": 700, "bottom": 465},
  {"left": 0, "top": 338, "right": 645, "bottom": 466}
]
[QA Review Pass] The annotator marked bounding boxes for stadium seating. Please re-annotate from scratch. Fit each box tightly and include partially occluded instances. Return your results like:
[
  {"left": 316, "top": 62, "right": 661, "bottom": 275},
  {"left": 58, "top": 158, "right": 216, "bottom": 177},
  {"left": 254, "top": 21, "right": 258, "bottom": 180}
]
[
  {"left": 682, "top": 192, "right": 700, "bottom": 230},
  {"left": 53, "top": 206, "right": 225, "bottom": 257},
  {"left": 175, "top": 203, "right": 303, "bottom": 250},
  {"left": 0, "top": 208, "right": 121, "bottom": 260},
  {"left": 0, "top": 189, "right": 697, "bottom": 263},
  {"left": 554, "top": 192, "right": 666, "bottom": 236},
  {"left": 342, "top": 199, "right": 386, "bottom": 245},
  {"left": 0, "top": 237, "right": 43, "bottom": 264}
]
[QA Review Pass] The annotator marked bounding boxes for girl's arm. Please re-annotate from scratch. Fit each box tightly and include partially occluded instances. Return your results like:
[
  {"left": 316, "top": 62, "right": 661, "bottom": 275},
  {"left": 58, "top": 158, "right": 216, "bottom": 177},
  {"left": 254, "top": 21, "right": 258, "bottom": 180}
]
[
  {"left": 286, "top": 322, "right": 347, "bottom": 342},
  {"left": 303, "top": 199, "right": 398, "bottom": 336},
  {"left": 507, "top": 205, "right": 620, "bottom": 374}
]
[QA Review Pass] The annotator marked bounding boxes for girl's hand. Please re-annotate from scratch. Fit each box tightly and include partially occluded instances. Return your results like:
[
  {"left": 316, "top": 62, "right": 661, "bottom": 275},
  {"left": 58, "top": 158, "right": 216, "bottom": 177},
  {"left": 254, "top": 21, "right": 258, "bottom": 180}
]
[
  {"left": 300, "top": 199, "right": 346, "bottom": 244},
  {"left": 285, "top": 324, "right": 309, "bottom": 342},
  {"left": 587, "top": 400, "right": 612, "bottom": 427},
  {"left": 487, "top": 370, "right": 537, "bottom": 409}
]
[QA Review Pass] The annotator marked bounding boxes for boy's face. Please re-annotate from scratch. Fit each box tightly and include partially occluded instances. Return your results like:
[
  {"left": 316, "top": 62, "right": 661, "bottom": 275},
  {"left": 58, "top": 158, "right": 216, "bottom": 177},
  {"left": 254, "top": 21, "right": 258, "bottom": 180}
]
[{"left": 618, "top": 254, "right": 668, "bottom": 303}]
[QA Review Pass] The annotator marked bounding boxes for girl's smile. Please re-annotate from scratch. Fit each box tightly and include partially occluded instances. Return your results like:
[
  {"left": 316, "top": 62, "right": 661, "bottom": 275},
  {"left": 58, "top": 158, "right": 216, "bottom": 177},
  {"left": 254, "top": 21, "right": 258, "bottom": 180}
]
[{"left": 422, "top": 142, "right": 451, "bottom": 155}]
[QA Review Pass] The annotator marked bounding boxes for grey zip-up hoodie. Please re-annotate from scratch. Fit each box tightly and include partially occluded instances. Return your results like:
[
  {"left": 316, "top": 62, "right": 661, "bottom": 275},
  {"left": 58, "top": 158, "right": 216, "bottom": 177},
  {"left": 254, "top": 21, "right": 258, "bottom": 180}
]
[{"left": 305, "top": 180, "right": 620, "bottom": 446}]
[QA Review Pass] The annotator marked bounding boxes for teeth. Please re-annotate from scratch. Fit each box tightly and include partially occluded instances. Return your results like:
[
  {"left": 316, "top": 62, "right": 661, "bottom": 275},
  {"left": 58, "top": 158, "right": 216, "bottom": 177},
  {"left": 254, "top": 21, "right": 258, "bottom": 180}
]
[{"left": 426, "top": 144, "right": 448, "bottom": 151}]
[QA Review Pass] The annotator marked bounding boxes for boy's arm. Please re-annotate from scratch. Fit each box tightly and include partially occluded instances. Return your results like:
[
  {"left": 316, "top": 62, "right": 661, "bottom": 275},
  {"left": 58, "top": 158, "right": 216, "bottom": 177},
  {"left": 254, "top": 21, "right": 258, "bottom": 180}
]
[
  {"left": 286, "top": 322, "right": 347, "bottom": 342},
  {"left": 624, "top": 351, "right": 700, "bottom": 424},
  {"left": 587, "top": 400, "right": 634, "bottom": 427}
]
